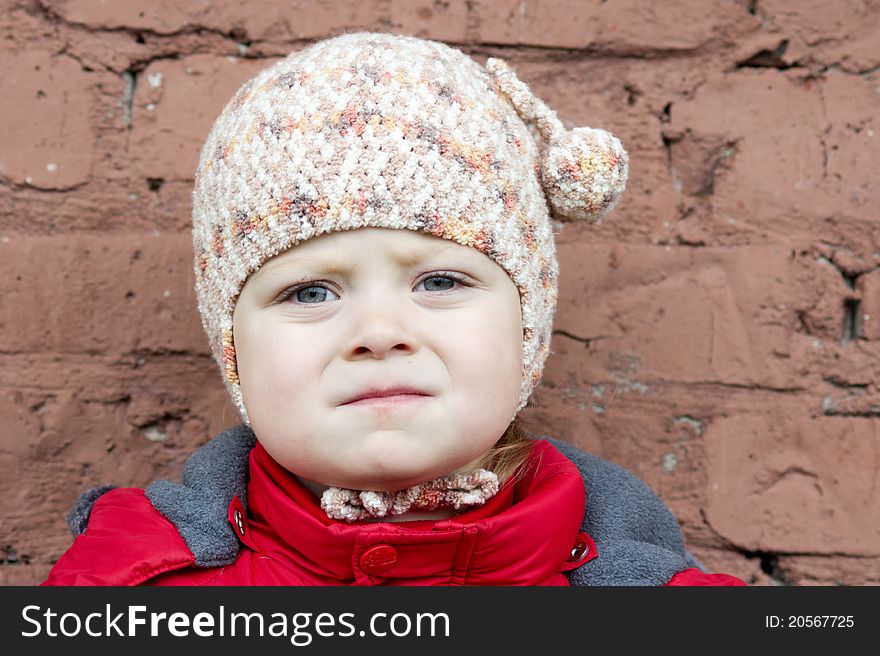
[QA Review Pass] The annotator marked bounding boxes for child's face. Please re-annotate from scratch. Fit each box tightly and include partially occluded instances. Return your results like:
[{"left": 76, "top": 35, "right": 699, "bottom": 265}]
[{"left": 232, "top": 227, "right": 523, "bottom": 492}]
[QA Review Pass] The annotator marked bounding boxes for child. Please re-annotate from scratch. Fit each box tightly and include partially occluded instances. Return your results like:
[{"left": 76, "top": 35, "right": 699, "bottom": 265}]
[{"left": 44, "top": 32, "right": 744, "bottom": 586}]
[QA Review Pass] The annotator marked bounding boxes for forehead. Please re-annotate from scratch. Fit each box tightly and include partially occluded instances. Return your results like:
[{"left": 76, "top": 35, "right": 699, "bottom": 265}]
[{"left": 256, "top": 227, "right": 485, "bottom": 274}]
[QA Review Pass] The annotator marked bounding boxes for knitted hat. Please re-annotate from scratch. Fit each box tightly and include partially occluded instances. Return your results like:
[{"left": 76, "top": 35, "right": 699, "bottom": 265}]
[{"left": 192, "top": 31, "right": 628, "bottom": 427}]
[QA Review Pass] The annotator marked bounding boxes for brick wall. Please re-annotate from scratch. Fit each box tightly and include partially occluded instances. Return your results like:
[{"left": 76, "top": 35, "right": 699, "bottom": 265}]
[{"left": 2, "top": 0, "right": 878, "bottom": 585}]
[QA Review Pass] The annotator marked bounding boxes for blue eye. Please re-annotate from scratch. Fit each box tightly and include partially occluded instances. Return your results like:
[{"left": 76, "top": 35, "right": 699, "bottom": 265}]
[
  {"left": 418, "top": 275, "right": 461, "bottom": 292},
  {"left": 413, "top": 271, "right": 472, "bottom": 295},
  {"left": 292, "top": 285, "right": 338, "bottom": 304}
]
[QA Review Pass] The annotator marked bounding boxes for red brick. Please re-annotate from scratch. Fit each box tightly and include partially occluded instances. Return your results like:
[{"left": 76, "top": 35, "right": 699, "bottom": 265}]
[
  {"left": 778, "top": 554, "right": 880, "bottom": 586},
  {"left": 554, "top": 243, "right": 796, "bottom": 387},
  {"left": 57, "top": 0, "right": 388, "bottom": 41},
  {"left": 0, "top": 565, "right": 53, "bottom": 586},
  {"left": 472, "top": 0, "right": 602, "bottom": 48},
  {"left": 390, "top": 0, "right": 468, "bottom": 42},
  {"left": 820, "top": 73, "right": 880, "bottom": 220},
  {"left": 472, "top": 0, "right": 752, "bottom": 50},
  {"left": 668, "top": 70, "right": 880, "bottom": 229},
  {"left": 0, "top": 233, "right": 206, "bottom": 355},
  {"left": 704, "top": 415, "right": 880, "bottom": 556},
  {"left": 57, "top": 0, "right": 198, "bottom": 36},
  {"left": 0, "top": 388, "right": 44, "bottom": 458},
  {"left": 131, "top": 55, "right": 273, "bottom": 181},
  {"left": 858, "top": 269, "right": 880, "bottom": 341},
  {"left": 0, "top": 51, "right": 95, "bottom": 189},
  {"left": 760, "top": 0, "right": 880, "bottom": 72},
  {"left": 0, "top": 352, "right": 234, "bottom": 565},
  {"left": 249, "top": 2, "right": 387, "bottom": 40}
]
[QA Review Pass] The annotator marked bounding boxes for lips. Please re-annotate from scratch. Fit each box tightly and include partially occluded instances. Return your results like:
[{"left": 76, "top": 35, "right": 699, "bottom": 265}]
[{"left": 342, "top": 386, "right": 430, "bottom": 405}]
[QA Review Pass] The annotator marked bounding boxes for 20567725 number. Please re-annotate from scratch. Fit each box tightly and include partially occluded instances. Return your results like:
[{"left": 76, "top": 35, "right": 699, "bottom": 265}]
[{"left": 765, "top": 616, "right": 854, "bottom": 628}]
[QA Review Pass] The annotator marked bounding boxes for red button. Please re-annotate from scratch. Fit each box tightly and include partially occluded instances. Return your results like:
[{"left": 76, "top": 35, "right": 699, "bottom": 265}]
[
  {"left": 228, "top": 496, "right": 248, "bottom": 538},
  {"left": 567, "top": 531, "right": 597, "bottom": 564},
  {"left": 359, "top": 544, "right": 398, "bottom": 575}
]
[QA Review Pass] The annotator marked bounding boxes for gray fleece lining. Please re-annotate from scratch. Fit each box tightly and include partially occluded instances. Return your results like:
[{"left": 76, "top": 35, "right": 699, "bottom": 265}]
[
  {"left": 545, "top": 437, "right": 690, "bottom": 585},
  {"left": 71, "top": 426, "right": 696, "bottom": 583},
  {"left": 144, "top": 424, "right": 255, "bottom": 567},
  {"left": 67, "top": 484, "right": 116, "bottom": 536}
]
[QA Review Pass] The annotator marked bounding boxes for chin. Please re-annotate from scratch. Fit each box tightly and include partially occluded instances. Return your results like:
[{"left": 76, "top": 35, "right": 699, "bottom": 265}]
[
  {"left": 335, "top": 462, "right": 457, "bottom": 491},
  {"left": 338, "top": 473, "right": 431, "bottom": 492}
]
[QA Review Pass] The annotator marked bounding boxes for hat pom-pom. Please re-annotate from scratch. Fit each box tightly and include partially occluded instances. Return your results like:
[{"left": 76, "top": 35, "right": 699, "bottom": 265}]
[{"left": 540, "top": 127, "right": 629, "bottom": 224}]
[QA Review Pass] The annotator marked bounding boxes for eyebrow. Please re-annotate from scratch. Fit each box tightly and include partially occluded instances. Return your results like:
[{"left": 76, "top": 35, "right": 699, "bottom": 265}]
[{"left": 253, "top": 242, "right": 477, "bottom": 280}]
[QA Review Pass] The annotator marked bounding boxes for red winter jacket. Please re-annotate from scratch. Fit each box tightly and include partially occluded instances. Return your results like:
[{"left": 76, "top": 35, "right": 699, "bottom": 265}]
[{"left": 43, "top": 426, "right": 745, "bottom": 587}]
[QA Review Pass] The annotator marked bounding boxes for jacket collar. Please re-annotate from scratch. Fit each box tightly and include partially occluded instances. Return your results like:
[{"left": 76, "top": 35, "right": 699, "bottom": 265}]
[{"left": 240, "top": 439, "right": 587, "bottom": 585}]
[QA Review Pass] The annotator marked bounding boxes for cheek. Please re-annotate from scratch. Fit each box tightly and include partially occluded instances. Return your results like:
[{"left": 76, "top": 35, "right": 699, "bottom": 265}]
[
  {"left": 444, "top": 300, "right": 522, "bottom": 401},
  {"left": 236, "top": 323, "right": 319, "bottom": 408}
]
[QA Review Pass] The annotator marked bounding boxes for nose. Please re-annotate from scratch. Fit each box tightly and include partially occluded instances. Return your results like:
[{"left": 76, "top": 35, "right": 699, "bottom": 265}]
[{"left": 343, "top": 298, "right": 419, "bottom": 360}]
